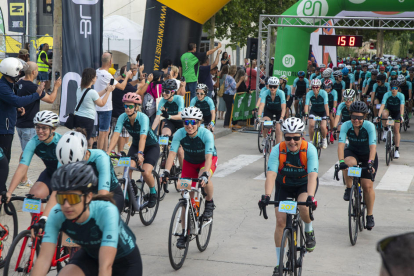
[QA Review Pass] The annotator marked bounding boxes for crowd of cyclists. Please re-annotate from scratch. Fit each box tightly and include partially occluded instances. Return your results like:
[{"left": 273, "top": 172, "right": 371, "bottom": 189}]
[{"left": 0, "top": 53, "right": 412, "bottom": 275}]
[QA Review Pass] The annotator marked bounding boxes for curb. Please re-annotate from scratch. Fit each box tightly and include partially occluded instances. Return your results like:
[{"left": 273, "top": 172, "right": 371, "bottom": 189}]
[{"left": 215, "top": 128, "right": 233, "bottom": 139}]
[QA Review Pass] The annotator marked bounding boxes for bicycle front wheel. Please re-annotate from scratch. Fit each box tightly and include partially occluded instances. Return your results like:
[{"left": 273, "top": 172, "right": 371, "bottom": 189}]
[
  {"left": 359, "top": 200, "right": 366, "bottom": 232},
  {"left": 295, "top": 220, "right": 305, "bottom": 276},
  {"left": 385, "top": 132, "right": 391, "bottom": 166},
  {"left": 348, "top": 185, "right": 359, "bottom": 246},
  {"left": 258, "top": 127, "right": 264, "bottom": 153},
  {"left": 3, "top": 230, "right": 40, "bottom": 276},
  {"left": 196, "top": 199, "right": 213, "bottom": 252},
  {"left": 139, "top": 171, "right": 161, "bottom": 226},
  {"left": 264, "top": 143, "right": 270, "bottom": 177},
  {"left": 156, "top": 150, "right": 167, "bottom": 201},
  {"left": 279, "top": 228, "right": 295, "bottom": 276},
  {"left": 168, "top": 201, "right": 190, "bottom": 270},
  {"left": 0, "top": 202, "right": 18, "bottom": 268}
]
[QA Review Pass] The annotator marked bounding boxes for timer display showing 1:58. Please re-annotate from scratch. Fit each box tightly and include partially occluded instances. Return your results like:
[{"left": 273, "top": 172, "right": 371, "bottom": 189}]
[{"left": 318, "top": 35, "right": 363, "bottom": 47}]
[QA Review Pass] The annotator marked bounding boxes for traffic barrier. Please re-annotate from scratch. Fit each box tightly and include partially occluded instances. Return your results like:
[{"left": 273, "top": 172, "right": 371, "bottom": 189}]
[{"left": 230, "top": 91, "right": 257, "bottom": 129}]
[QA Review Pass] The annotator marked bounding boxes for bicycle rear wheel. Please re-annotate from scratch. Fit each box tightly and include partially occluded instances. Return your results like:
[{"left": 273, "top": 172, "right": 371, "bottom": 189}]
[
  {"left": 0, "top": 202, "right": 18, "bottom": 268},
  {"left": 56, "top": 233, "right": 70, "bottom": 272},
  {"left": 172, "top": 156, "right": 182, "bottom": 193},
  {"left": 385, "top": 132, "right": 391, "bottom": 166},
  {"left": 168, "top": 201, "right": 190, "bottom": 270},
  {"left": 264, "top": 142, "right": 270, "bottom": 177},
  {"left": 279, "top": 229, "right": 294, "bottom": 276},
  {"left": 3, "top": 230, "right": 40, "bottom": 276},
  {"left": 196, "top": 198, "right": 213, "bottom": 252},
  {"left": 348, "top": 184, "right": 359, "bottom": 246},
  {"left": 139, "top": 171, "right": 161, "bottom": 226},
  {"left": 258, "top": 127, "right": 264, "bottom": 153}
]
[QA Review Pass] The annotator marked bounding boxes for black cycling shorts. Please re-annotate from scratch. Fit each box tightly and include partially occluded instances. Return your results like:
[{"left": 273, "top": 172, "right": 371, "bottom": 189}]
[
  {"left": 344, "top": 149, "right": 378, "bottom": 180},
  {"left": 69, "top": 246, "right": 142, "bottom": 276},
  {"left": 274, "top": 178, "right": 319, "bottom": 207},
  {"left": 163, "top": 119, "right": 183, "bottom": 134},
  {"left": 309, "top": 109, "right": 327, "bottom": 119},
  {"left": 128, "top": 144, "right": 160, "bottom": 167},
  {"left": 263, "top": 109, "right": 281, "bottom": 121},
  {"left": 287, "top": 97, "right": 293, "bottom": 109},
  {"left": 112, "top": 185, "right": 124, "bottom": 214},
  {"left": 385, "top": 109, "right": 401, "bottom": 121},
  {"left": 36, "top": 169, "right": 53, "bottom": 195}
]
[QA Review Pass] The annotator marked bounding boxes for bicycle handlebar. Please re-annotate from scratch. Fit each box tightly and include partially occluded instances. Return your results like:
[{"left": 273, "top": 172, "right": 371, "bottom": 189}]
[
  {"left": 334, "top": 163, "right": 374, "bottom": 182},
  {"left": 109, "top": 153, "right": 145, "bottom": 172},
  {"left": 259, "top": 199, "right": 314, "bottom": 221}
]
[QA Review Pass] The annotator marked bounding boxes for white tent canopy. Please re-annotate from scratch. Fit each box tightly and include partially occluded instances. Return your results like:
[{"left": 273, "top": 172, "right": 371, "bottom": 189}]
[{"left": 103, "top": 15, "right": 143, "bottom": 62}]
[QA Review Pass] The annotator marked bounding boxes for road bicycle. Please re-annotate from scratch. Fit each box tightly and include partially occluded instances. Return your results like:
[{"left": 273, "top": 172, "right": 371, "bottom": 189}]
[
  {"left": 166, "top": 177, "right": 213, "bottom": 270},
  {"left": 402, "top": 105, "right": 410, "bottom": 132},
  {"left": 110, "top": 154, "right": 160, "bottom": 226},
  {"left": 157, "top": 136, "right": 182, "bottom": 199},
  {"left": 261, "top": 116, "right": 279, "bottom": 177},
  {"left": 311, "top": 116, "right": 324, "bottom": 159},
  {"left": 0, "top": 194, "right": 18, "bottom": 268},
  {"left": 378, "top": 117, "right": 396, "bottom": 166},
  {"left": 335, "top": 163, "right": 373, "bottom": 246},
  {"left": 296, "top": 96, "right": 308, "bottom": 125},
  {"left": 259, "top": 197, "right": 315, "bottom": 276},
  {"left": 4, "top": 194, "right": 69, "bottom": 275}
]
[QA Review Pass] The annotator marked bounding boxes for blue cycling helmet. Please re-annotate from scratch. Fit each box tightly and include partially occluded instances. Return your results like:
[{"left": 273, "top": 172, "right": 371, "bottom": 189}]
[
  {"left": 391, "top": 71, "right": 397, "bottom": 76},
  {"left": 342, "top": 67, "right": 349, "bottom": 76},
  {"left": 298, "top": 71, "right": 305, "bottom": 77},
  {"left": 351, "top": 61, "right": 357, "bottom": 65}
]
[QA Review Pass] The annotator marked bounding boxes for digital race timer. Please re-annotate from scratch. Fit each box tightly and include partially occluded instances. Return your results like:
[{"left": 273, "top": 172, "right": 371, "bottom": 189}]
[{"left": 319, "top": 35, "right": 363, "bottom": 47}]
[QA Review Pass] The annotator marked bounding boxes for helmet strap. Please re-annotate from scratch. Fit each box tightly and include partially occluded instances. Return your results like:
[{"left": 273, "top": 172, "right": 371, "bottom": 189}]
[
  {"left": 128, "top": 111, "right": 137, "bottom": 118},
  {"left": 167, "top": 92, "right": 175, "bottom": 101},
  {"left": 71, "top": 194, "right": 89, "bottom": 223}
]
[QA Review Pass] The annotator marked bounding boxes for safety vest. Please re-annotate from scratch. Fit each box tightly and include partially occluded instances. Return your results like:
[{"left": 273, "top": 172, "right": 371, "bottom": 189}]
[
  {"left": 278, "top": 140, "right": 308, "bottom": 173},
  {"left": 37, "top": 51, "right": 49, "bottom": 72}
]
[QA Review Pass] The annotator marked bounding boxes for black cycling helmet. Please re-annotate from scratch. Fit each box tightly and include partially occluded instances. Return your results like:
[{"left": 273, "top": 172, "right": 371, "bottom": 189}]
[
  {"left": 162, "top": 79, "right": 178, "bottom": 91},
  {"left": 298, "top": 71, "right": 305, "bottom": 77},
  {"left": 377, "top": 74, "right": 386, "bottom": 81},
  {"left": 409, "top": 67, "right": 414, "bottom": 72},
  {"left": 51, "top": 162, "right": 97, "bottom": 193},
  {"left": 349, "top": 101, "right": 369, "bottom": 114},
  {"left": 371, "top": 69, "right": 379, "bottom": 75},
  {"left": 355, "top": 66, "right": 362, "bottom": 70},
  {"left": 390, "top": 80, "right": 400, "bottom": 88}
]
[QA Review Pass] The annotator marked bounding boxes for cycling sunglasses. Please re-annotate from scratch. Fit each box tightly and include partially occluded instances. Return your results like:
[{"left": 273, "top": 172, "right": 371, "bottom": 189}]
[
  {"left": 124, "top": 104, "right": 135, "bottom": 109},
  {"left": 284, "top": 136, "right": 301, "bottom": 141},
  {"left": 392, "top": 87, "right": 399, "bottom": 90},
  {"left": 56, "top": 193, "right": 84, "bottom": 205},
  {"left": 184, "top": 119, "right": 197, "bottom": 126},
  {"left": 196, "top": 92, "right": 205, "bottom": 96},
  {"left": 351, "top": 115, "right": 364, "bottom": 121},
  {"left": 312, "top": 86, "right": 320, "bottom": 89},
  {"left": 269, "top": 85, "right": 278, "bottom": 89},
  {"left": 344, "top": 97, "right": 353, "bottom": 102},
  {"left": 162, "top": 89, "right": 173, "bottom": 94}
]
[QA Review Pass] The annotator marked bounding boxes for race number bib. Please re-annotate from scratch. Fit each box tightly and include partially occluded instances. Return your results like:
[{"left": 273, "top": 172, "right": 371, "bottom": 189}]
[
  {"left": 278, "top": 201, "right": 297, "bottom": 214},
  {"left": 376, "top": 104, "right": 381, "bottom": 110},
  {"left": 159, "top": 136, "right": 169, "bottom": 145},
  {"left": 314, "top": 116, "right": 322, "bottom": 121},
  {"left": 22, "top": 198, "right": 41, "bottom": 213},
  {"left": 348, "top": 167, "right": 362, "bottom": 177},
  {"left": 264, "top": 121, "right": 273, "bottom": 126},
  {"left": 176, "top": 178, "right": 194, "bottom": 190},
  {"left": 118, "top": 157, "right": 131, "bottom": 167}
]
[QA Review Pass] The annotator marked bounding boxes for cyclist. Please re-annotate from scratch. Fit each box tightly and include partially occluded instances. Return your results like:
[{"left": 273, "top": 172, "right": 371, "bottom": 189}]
[
  {"left": 376, "top": 80, "right": 405, "bottom": 158},
  {"left": 371, "top": 74, "right": 390, "bottom": 118},
  {"left": 333, "top": 70, "right": 345, "bottom": 104},
  {"left": 388, "top": 71, "right": 398, "bottom": 84},
  {"left": 399, "top": 64, "right": 408, "bottom": 77},
  {"left": 257, "top": 76, "right": 286, "bottom": 145},
  {"left": 107, "top": 92, "right": 160, "bottom": 206},
  {"left": 292, "top": 71, "right": 309, "bottom": 117},
  {"left": 338, "top": 101, "right": 377, "bottom": 231},
  {"left": 398, "top": 74, "right": 412, "bottom": 118},
  {"left": 161, "top": 107, "right": 217, "bottom": 247},
  {"left": 32, "top": 162, "right": 142, "bottom": 276},
  {"left": 324, "top": 79, "right": 338, "bottom": 140},
  {"left": 190, "top": 83, "right": 216, "bottom": 131},
  {"left": 354, "top": 66, "right": 362, "bottom": 94},
  {"left": 407, "top": 66, "right": 414, "bottom": 85},
  {"left": 279, "top": 75, "right": 292, "bottom": 117},
  {"left": 379, "top": 66, "right": 386, "bottom": 78},
  {"left": 342, "top": 67, "right": 352, "bottom": 90},
  {"left": 321, "top": 67, "right": 334, "bottom": 83},
  {"left": 363, "top": 70, "right": 378, "bottom": 99},
  {"left": 334, "top": 89, "right": 356, "bottom": 133},
  {"left": 258, "top": 117, "right": 318, "bottom": 276},
  {"left": 6, "top": 111, "right": 60, "bottom": 201},
  {"left": 304, "top": 79, "right": 329, "bottom": 149},
  {"left": 359, "top": 64, "right": 368, "bottom": 92},
  {"left": 309, "top": 67, "right": 320, "bottom": 80}
]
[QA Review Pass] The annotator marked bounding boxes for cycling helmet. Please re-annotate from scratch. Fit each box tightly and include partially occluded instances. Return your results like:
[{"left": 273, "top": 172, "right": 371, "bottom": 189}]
[
  {"left": 298, "top": 71, "right": 305, "bottom": 77},
  {"left": 390, "top": 80, "right": 400, "bottom": 88},
  {"left": 56, "top": 131, "right": 88, "bottom": 165},
  {"left": 371, "top": 69, "right": 379, "bottom": 75},
  {"left": 377, "top": 74, "right": 386, "bottom": 82},
  {"left": 368, "top": 65, "right": 374, "bottom": 70},
  {"left": 323, "top": 79, "right": 333, "bottom": 89},
  {"left": 351, "top": 61, "right": 357, "bottom": 65},
  {"left": 360, "top": 61, "right": 367, "bottom": 65},
  {"left": 393, "top": 66, "right": 399, "bottom": 71},
  {"left": 322, "top": 70, "right": 331, "bottom": 78},
  {"left": 346, "top": 65, "right": 352, "bottom": 71},
  {"left": 333, "top": 70, "right": 343, "bottom": 77},
  {"left": 162, "top": 79, "right": 178, "bottom": 91},
  {"left": 196, "top": 83, "right": 208, "bottom": 93},
  {"left": 342, "top": 68, "right": 349, "bottom": 76},
  {"left": 366, "top": 72, "right": 372, "bottom": 79},
  {"left": 397, "top": 74, "right": 406, "bottom": 84},
  {"left": 311, "top": 78, "right": 322, "bottom": 87},
  {"left": 338, "top": 64, "right": 345, "bottom": 68},
  {"left": 343, "top": 89, "right": 356, "bottom": 99},
  {"left": 379, "top": 66, "right": 385, "bottom": 71},
  {"left": 181, "top": 106, "right": 203, "bottom": 120},
  {"left": 332, "top": 67, "right": 339, "bottom": 71},
  {"left": 0, "top": 57, "right": 25, "bottom": 79},
  {"left": 391, "top": 71, "right": 397, "bottom": 76},
  {"left": 349, "top": 101, "right": 369, "bottom": 114},
  {"left": 315, "top": 67, "right": 321, "bottom": 71},
  {"left": 281, "top": 117, "right": 305, "bottom": 134},
  {"left": 268, "top": 76, "right": 280, "bottom": 86},
  {"left": 409, "top": 67, "right": 414, "bottom": 72},
  {"left": 122, "top": 92, "right": 142, "bottom": 104},
  {"left": 279, "top": 75, "right": 288, "bottom": 82},
  {"left": 51, "top": 162, "right": 97, "bottom": 193},
  {"left": 33, "top": 110, "right": 59, "bottom": 127}
]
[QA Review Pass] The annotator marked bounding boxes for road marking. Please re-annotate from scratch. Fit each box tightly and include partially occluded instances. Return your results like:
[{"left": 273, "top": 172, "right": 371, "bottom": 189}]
[
  {"left": 254, "top": 172, "right": 266, "bottom": 180},
  {"left": 319, "top": 162, "right": 344, "bottom": 187},
  {"left": 376, "top": 164, "right": 414, "bottom": 191},
  {"left": 215, "top": 155, "right": 262, "bottom": 178}
]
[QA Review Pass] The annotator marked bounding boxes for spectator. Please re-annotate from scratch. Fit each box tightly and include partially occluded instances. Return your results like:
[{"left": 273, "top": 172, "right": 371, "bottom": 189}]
[
  {"left": 36, "top": 43, "right": 52, "bottom": 92},
  {"left": 137, "top": 70, "right": 163, "bottom": 124},
  {"left": 161, "top": 59, "right": 172, "bottom": 75},
  {"left": 269, "top": 57, "right": 274, "bottom": 76},
  {"left": 259, "top": 65, "right": 266, "bottom": 89},
  {"left": 73, "top": 68, "right": 115, "bottom": 147},
  {"left": 18, "top": 49, "right": 30, "bottom": 62},
  {"left": 211, "top": 66, "right": 219, "bottom": 105},
  {"left": 235, "top": 69, "right": 248, "bottom": 93},
  {"left": 95, "top": 52, "right": 132, "bottom": 151},
  {"left": 246, "top": 60, "right": 257, "bottom": 91},
  {"left": 15, "top": 61, "right": 62, "bottom": 188},
  {"left": 129, "top": 63, "right": 144, "bottom": 88},
  {"left": 168, "top": 65, "right": 186, "bottom": 96},
  {"left": 198, "top": 50, "right": 222, "bottom": 98},
  {"left": 180, "top": 42, "right": 222, "bottom": 99},
  {"left": 0, "top": 58, "right": 42, "bottom": 165},
  {"left": 221, "top": 52, "right": 231, "bottom": 70},
  {"left": 111, "top": 65, "right": 137, "bottom": 153},
  {"left": 217, "top": 65, "right": 228, "bottom": 120},
  {"left": 223, "top": 65, "right": 245, "bottom": 128}
]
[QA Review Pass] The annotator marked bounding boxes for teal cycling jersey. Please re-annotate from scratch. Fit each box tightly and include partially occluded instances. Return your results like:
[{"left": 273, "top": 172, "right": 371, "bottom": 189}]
[
  {"left": 354, "top": 71, "right": 361, "bottom": 82},
  {"left": 281, "top": 85, "right": 291, "bottom": 99},
  {"left": 115, "top": 113, "right": 158, "bottom": 147},
  {"left": 328, "top": 89, "right": 338, "bottom": 109},
  {"left": 336, "top": 102, "right": 351, "bottom": 123},
  {"left": 388, "top": 76, "right": 398, "bottom": 83},
  {"left": 20, "top": 133, "right": 61, "bottom": 175},
  {"left": 364, "top": 79, "right": 377, "bottom": 94},
  {"left": 261, "top": 89, "right": 286, "bottom": 112},
  {"left": 267, "top": 142, "right": 318, "bottom": 186},
  {"left": 170, "top": 127, "right": 216, "bottom": 164},
  {"left": 156, "top": 95, "right": 184, "bottom": 116},
  {"left": 399, "top": 81, "right": 412, "bottom": 97},
  {"left": 0, "top": 147, "right": 3, "bottom": 161},
  {"left": 339, "top": 120, "right": 376, "bottom": 156},
  {"left": 190, "top": 96, "right": 215, "bottom": 117},
  {"left": 382, "top": 92, "right": 405, "bottom": 112},
  {"left": 310, "top": 73, "right": 320, "bottom": 80},
  {"left": 259, "top": 87, "right": 269, "bottom": 99},
  {"left": 305, "top": 89, "right": 328, "bottom": 113},
  {"left": 293, "top": 78, "right": 309, "bottom": 95},
  {"left": 333, "top": 81, "right": 345, "bottom": 102},
  {"left": 342, "top": 75, "right": 351, "bottom": 89},
  {"left": 373, "top": 83, "right": 390, "bottom": 102},
  {"left": 43, "top": 201, "right": 136, "bottom": 260},
  {"left": 399, "top": 71, "right": 409, "bottom": 77}
]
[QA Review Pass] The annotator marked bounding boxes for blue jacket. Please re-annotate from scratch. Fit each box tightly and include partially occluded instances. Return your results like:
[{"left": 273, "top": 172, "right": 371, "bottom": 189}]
[{"left": 0, "top": 76, "right": 40, "bottom": 134}]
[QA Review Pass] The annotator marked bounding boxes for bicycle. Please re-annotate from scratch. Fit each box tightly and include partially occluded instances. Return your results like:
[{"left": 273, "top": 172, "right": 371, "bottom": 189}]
[
  {"left": 261, "top": 116, "right": 279, "bottom": 177},
  {"left": 259, "top": 197, "right": 315, "bottom": 276},
  {"left": 167, "top": 177, "right": 213, "bottom": 270},
  {"left": 380, "top": 117, "right": 396, "bottom": 166},
  {"left": 296, "top": 96, "right": 308, "bottom": 125},
  {"left": 110, "top": 154, "right": 160, "bottom": 226},
  {"left": 4, "top": 194, "right": 70, "bottom": 275},
  {"left": 402, "top": 104, "right": 410, "bottom": 132},
  {"left": 311, "top": 116, "right": 324, "bottom": 159},
  {"left": 0, "top": 194, "right": 18, "bottom": 268},
  {"left": 335, "top": 163, "right": 373, "bottom": 246},
  {"left": 157, "top": 135, "right": 182, "bottom": 198}
]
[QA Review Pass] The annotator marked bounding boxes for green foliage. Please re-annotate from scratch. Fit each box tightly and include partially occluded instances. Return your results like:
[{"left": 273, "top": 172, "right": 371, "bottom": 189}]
[{"left": 203, "top": 0, "right": 297, "bottom": 48}]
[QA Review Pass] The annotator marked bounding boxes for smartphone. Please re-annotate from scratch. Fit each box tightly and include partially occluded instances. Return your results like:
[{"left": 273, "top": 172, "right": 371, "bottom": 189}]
[
  {"left": 110, "top": 78, "right": 115, "bottom": 85},
  {"left": 181, "top": 76, "right": 185, "bottom": 82},
  {"left": 55, "top": 71, "right": 60, "bottom": 79},
  {"left": 126, "top": 62, "right": 131, "bottom": 72},
  {"left": 139, "top": 59, "right": 143, "bottom": 66}
]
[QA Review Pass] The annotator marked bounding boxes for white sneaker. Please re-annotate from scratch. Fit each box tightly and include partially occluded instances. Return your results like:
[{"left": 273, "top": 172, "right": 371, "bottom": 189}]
[
  {"left": 394, "top": 150, "right": 400, "bottom": 159},
  {"left": 18, "top": 179, "right": 33, "bottom": 189},
  {"left": 382, "top": 131, "right": 387, "bottom": 141},
  {"left": 322, "top": 138, "right": 328, "bottom": 149}
]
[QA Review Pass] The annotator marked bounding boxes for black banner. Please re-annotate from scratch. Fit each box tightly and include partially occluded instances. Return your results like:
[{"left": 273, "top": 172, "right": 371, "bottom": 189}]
[
  {"left": 59, "top": 0, "right": 103, "bottom": 122},
  {"left": 7, "top": 0, "right": 26, "bottom": 33}
]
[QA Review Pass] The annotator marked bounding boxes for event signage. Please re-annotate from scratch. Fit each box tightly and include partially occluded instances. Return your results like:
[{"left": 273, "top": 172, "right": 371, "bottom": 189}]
[
  {"left": 319, "top": 35, "right": 363, "bottom": 47},
  {"left": 232, "top": 91, "right": 256, "bottom": 121},
  {"left": 7, "top": 0, "right": 26, "bottom": 33}
]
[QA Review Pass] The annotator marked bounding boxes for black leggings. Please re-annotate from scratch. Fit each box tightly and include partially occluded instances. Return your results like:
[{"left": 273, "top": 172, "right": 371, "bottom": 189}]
[
  {"left": 0, "top": 134, "right": 13, "bottom": 164},
  {"left": 223, "top": 94, "right": 238, "bottom": 126},
  {"left": 0, "top": 156, "right": 9, "bottom": 193},
  {"left": 112, "top": 185, "right": 124, "bottom": 214}
]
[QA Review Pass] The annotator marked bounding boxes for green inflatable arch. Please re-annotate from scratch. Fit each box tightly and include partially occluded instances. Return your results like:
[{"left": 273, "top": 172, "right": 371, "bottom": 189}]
[{"left": 274, "top": 0, "right": 414, "bottom": 85}]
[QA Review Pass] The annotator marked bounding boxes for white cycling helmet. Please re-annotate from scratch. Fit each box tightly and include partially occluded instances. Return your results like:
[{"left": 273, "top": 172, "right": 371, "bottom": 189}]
[
  {"left": 0, "top": 57, "right": 25, "bottom": 78},
  {"left": 33, "top": 110, "right": 59, "bottom": 128},
  {"left": 181, "top": 106, "right": 203, "bottom": 120},
  {"left": 196, "top": 83, "right": 208, "bottom": 93},
  {"left": 346, "top": 65, "right": 352, "bottom": 71},
  {"left": 281, "top": 118, "right": 305, "bottom": 134},
  {"left": 311, "top": 78, "right": 322, "bottom": 87},
  {"left": 56, "top": 131, "right": 88, "bottom": 165},
  {"left": 343, "top": 89, "right": 356, "bottom": 99},
  {"left": 322, "top": 70, "right": 331, "bottom": 78},
  {"left": 268, "top": 76, "right": 280, "bottom": 86},
  {"left": 338, "top": 63, "right": 345, "bottom": 68}
]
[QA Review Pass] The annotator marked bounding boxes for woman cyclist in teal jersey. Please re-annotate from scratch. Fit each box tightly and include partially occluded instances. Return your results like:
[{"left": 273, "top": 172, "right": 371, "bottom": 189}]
[
  {"left": 333, "top": 89, "right": 356, "bottom": 133},
  {"left": 190, "top": 83, "right": 216, "bottom": 131},
  {"left": 32, "top": 162, "right": 142, "bottom": 276}
]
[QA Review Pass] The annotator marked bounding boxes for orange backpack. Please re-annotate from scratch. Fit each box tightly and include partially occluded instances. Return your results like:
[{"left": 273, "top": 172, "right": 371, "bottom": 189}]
[{"left": 278, "top": 140, "right": 308, "bottom": 173}]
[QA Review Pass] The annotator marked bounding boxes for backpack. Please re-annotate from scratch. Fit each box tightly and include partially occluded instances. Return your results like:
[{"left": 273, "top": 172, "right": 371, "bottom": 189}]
[
  {"left": 142, "top": 84, "right": 161, "bottom": 117},
  {"left": 278, "top": 140, "right": 308, "bottom": 174}
]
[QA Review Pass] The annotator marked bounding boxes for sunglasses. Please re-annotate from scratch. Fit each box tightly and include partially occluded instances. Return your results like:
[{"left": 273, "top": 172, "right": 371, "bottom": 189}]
[
  {"left": 298, "top": 76, "right": 304, "bottom": 78},
  {"left": 35, "top": 125, "right": 49, "bottom": 132},
  {"left": 124, "top": 104, "right": 135, "bottom": 109},
  {"left": 56, "top": 193, "right": 84, "bottom": 205},
  {"left": 284, "top": 136, "right": 302, "bottom": 141},
  {"left": 338, "top": 76, "right": 343, "bottom": 78},
  {"left": 269, "top": 85, "right": 278, "bottom": 89},
  {"left": 392, "top": 87, "right": 399, "bottom": 90},
  {"left": 184, "top": 119, "right": 197, "bottom": 126},
  {"left": 162, "top": 90, "right": 173, "bottom": 94},
  {"left": 344, "top": 97, "right": 353, "bottom": 102},
  {"left": 351, "top": 115, "right": 364, "bottom": 121},
  {"left": 376, "top": 81, "right": 381, "bottom": 83},
  {"left": 196, "top": 92, "right": 205, "bottom": 96},
  {"left": 312, "top": 86, "right": 320, "bottom": 89}
]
